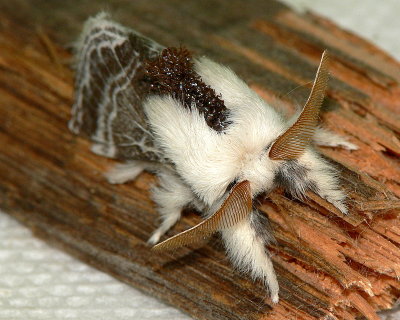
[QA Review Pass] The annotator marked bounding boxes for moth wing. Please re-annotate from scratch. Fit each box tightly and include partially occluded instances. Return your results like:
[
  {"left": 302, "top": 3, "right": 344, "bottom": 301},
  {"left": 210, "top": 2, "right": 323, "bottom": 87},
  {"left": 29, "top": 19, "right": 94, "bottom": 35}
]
[
  {"left": 152, "top": 180, "right": 252, "bottom": 251},
  {"left": 69, "top": 13, "right": 165, "bottom": 162}
]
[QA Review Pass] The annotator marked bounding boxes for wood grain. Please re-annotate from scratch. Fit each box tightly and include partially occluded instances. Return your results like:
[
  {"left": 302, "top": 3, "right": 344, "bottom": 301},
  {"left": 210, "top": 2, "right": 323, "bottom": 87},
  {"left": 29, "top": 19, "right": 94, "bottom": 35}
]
[{"left": 0, "top": 1, "right": 399, "bottom": 319}]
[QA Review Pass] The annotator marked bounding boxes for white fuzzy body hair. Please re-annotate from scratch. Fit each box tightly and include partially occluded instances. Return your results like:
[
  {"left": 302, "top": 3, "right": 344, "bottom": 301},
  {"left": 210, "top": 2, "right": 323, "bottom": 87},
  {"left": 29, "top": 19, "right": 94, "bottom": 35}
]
[{"left": 144, "top": 57, "right": 287, "bottom": 205}]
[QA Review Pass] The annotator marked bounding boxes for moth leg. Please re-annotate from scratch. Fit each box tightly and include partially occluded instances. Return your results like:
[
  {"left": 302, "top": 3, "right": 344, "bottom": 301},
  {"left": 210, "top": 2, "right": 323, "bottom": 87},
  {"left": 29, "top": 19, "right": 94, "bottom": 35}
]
[
  {"left": 314, "top": 178, "right": 348, "bottom": 214},
  {"left": 105, "top": 161, "right": 149, "bottom": 184},
  {"left": 148, "top": 171, "right": 196, "bottom": 245},
  {"left": 314, "top": 127, "right": 358, "bottom": 150},
  {"left": 303, "top": 153, "right": 349, "bottom": 214},
  {"left": 221, "top": 210, "right": 279, "bottom": 303}
]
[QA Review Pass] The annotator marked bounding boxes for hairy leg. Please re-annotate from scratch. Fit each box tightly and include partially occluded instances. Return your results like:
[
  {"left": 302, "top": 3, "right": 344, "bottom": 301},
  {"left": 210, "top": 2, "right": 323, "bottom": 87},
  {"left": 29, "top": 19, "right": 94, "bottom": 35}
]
[
  {"left": 300, "top": 151, "right": 349, "bottom": 214},
  {"left": 314, "top": 127, "right": 358, "bottom": 150},
  {"left": 148, "top": 171, "right": 196, "bottom": 245},
  {"left": 221, "top": 210, "right": 279, "bottom": 303},
  {"left": 105, "top": 161, "right": 147, "bottom": 184},
  {"left": 105, "top": 161, "right": 160, "bottom": 184},
  {"left": 105, "top": 162, "right": 196, "bottom": 244}
]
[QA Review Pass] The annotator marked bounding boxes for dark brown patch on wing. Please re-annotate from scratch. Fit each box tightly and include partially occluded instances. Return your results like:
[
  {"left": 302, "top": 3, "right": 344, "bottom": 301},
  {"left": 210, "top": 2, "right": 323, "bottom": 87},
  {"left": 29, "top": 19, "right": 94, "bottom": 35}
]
[{"left": 144, "top": 47, "right": 231, "bottom": 132}]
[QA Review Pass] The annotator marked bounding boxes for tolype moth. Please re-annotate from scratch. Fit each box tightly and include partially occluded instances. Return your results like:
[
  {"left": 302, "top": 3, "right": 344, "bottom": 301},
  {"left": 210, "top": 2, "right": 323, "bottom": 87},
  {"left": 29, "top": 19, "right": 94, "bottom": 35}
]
[{"left": 69, "top": 13, "right": 357, "bottom": 303}]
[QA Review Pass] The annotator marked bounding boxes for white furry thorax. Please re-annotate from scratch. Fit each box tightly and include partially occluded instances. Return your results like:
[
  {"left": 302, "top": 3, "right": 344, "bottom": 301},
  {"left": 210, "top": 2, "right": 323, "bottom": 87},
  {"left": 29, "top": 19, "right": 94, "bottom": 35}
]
[{"left": 144, "top": 57, "right": 289, "bottom": 206}]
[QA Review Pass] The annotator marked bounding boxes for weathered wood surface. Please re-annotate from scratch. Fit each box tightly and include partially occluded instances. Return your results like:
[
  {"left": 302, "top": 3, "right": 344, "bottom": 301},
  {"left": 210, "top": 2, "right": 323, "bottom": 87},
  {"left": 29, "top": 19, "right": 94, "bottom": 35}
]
[{"left": 0, "top": 1, "right": 399, "bottom": 319}]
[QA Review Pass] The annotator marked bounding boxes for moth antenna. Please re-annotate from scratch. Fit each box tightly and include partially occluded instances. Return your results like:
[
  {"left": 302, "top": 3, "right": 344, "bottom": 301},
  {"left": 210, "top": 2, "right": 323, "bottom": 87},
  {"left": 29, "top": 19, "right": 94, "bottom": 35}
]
[
  {"left": 152, "top": 180, "right": 252, "bottom": 251},
  {"left": 269, "top": 50, "right": 330, "bottom": 160}
]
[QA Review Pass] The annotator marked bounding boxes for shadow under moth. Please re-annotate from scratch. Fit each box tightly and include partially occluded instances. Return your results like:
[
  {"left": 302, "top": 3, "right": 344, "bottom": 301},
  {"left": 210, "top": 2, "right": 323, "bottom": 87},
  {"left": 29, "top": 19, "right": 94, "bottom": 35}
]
[{"left": 69, "top": 13, "right": 357, "bottom": 303}]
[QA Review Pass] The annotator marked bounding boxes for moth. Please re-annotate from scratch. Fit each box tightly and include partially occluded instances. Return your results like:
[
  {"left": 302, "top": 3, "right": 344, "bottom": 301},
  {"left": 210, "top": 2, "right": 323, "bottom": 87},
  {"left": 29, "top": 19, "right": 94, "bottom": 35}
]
[{"left": 69, "top": 13, "right": 357, "bottom": 303}]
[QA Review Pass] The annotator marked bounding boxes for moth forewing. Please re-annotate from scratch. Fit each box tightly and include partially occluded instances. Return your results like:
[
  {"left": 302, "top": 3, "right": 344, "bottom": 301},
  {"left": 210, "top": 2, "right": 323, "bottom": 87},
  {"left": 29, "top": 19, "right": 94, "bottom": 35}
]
[
  {"left": 269, "top": 50, "right": 330, "bottom": 160},
  {"left": 152, "top": 180, "right": 252, "bottom": 251},
  {"left": 70, "top": 12, "right": 165, "bottom": 162}
]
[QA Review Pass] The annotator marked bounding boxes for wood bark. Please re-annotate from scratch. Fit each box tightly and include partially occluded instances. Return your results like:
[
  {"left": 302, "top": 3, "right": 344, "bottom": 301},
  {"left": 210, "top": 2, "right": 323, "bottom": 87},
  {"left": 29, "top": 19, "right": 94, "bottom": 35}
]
[{"left": 0, "top": 1, "right": 399, "bottom": 319}]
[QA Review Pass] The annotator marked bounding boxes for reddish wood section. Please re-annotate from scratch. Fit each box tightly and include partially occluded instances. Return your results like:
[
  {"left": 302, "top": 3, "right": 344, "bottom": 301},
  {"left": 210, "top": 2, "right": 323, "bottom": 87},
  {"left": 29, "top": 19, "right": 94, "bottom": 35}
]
[{"left": 0, "top": 1, "right": 399, "bottom": 319}]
